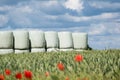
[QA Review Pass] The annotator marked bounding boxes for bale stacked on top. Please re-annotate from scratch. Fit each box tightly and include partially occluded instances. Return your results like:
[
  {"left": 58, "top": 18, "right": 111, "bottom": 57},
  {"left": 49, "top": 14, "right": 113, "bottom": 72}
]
[
  {"left": 58, "top": 32, "right": 73, "bottom": 51},
  {"left": 0, "top": 31, "right": 14, "bottom": 54},
  {"left": 72, "top": 32, "right": 88, "bottom": 50},
  {"left": 13, "top": 31, "right": 29, "bottom": 53},
  {"left": 45, "top": 31, "right": 59, "bottom": 52},
  {"left": 29, "top": 30, "right": 45, "bottom": 52}
]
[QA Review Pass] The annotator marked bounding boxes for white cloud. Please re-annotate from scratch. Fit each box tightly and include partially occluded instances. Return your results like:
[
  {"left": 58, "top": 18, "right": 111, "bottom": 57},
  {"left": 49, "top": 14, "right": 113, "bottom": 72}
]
[
  {"left": 7, "top": 5, "right": 33, "bottom": 27},
  {"left": 107, "top": 23, "right": 120, "bottom": 34},
  {"left": 0, "top": 15, "right": 8, "bottom": 27},
  {"left": 64, "top": 0, "right": 84, "bottom": 12},
  {"left": 88, "top": 22, "right": 120, "bottom": 35},
  {"left": 0, "top": 6, "right": 13, "bottom": 11},
  {"left": 56, "top": 13, "right": 90, "bottom": 22},
  {"left": 44, "top": 0, "right": 58, "bottom": 7},
  {"left": 5, "top": 1, "right": 61, "bottom": 28},
  {"left": 89, "top": 35, "right": 120, "bottom": 49},
  {"left": 94, "top": 13, "right": 119, "bottom": 19},
  {"left": 57, "top": 22, "right": 120, "bottom": 36},
  {"left": 19, "top": 6, "right": 32, "bottom": 13},
  {"left": 90, "top": 1, "right": 120, "bottom": 9},
  {"left": 60, "top": 12, "right": 120, "bottom": 22},
  {"left": 88, "top": 24, "right": 106, "bottom": 35}
]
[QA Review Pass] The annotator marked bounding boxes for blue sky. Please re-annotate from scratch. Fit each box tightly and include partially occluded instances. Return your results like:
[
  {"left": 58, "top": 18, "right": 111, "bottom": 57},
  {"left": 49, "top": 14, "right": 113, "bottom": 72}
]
[{"left": 0, "top": 0, "right": 120, "bottom": 50}]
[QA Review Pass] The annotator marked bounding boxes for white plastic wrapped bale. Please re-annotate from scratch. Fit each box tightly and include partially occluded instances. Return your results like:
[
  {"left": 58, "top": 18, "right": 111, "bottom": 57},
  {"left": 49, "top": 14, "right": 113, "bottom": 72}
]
[
  {"left": 0, "top": 31, "right": 13, "bottom": 49},
  {"left": 29, "top": 31, "right": 45, "bottom": 52},
  {"left": 13, "top": 31, "right": 29, "bottom": 53},
  {"left": 0, "top": 31, "right": 14, "bottom": 54},
  {"left": 29, "top": 31, "right": 45, "bottom": 48},
  {"left": 45, "top": 31, "right": 59, "bottom": 52},
  {"left": 72, "top": 33, "right": 88, "bottom": 50},
  {"left": 58, "top": 32, "right": 73, "bottom": 51}
]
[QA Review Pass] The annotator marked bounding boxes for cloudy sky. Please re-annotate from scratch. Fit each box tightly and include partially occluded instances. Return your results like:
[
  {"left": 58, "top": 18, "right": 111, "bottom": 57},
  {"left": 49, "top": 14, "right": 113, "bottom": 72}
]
[{"left": 0, "top": 0, "right": 120, "bottom": 50}]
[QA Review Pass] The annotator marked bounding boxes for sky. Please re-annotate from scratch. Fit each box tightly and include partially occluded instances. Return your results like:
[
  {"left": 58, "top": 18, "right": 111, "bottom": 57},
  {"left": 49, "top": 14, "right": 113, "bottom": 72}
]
[{"left": 0, "top": 0, "right": 120, "bottom": 50}]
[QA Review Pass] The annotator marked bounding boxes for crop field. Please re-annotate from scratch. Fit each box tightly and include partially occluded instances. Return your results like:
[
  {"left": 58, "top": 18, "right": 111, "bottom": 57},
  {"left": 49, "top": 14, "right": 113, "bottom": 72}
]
[{"left": 0, "top": 49, "right": 120, "bottom": 80}]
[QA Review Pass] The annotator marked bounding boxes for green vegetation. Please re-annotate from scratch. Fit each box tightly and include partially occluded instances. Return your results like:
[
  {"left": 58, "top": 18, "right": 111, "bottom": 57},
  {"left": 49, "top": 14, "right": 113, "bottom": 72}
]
[{"left": 0, "top": 49, "right": 120, "bottom": 80}]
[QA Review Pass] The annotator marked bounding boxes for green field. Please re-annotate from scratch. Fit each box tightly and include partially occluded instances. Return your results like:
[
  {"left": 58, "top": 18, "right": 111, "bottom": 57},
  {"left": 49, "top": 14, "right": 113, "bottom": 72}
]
[{"left": 0, "top": 50, "right": 120, "bottom": 80}]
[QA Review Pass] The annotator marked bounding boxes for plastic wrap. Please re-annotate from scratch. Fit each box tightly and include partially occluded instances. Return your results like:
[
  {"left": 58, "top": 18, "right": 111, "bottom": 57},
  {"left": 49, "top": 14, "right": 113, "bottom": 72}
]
[
  {"left": 29, "top": 31, "right": 45, "bottom": 48},
  {"left": 45, "top": 31, "right": 59, "bottom": 48},
  {"left": 0, "top": 31, "right": 13, "bottom": 49},
  {"left": 58, "top": 32, "right": 73, "bottom": 49},
  {"left": 13, "top": 31, "right": 29, "bottom": 49},
  {"left": 72, "top": 33, "right": 88, "bottom": 50}
]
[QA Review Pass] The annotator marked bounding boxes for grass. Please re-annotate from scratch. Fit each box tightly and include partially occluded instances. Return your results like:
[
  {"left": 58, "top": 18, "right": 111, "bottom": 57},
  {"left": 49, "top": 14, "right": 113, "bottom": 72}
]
[{"left": 0, "top": 49, "right": 120, "bottom": 80}]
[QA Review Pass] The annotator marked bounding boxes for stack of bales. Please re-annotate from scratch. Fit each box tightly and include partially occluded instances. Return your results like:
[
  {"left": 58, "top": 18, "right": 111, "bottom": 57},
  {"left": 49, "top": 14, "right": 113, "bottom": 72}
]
[
  {"left": 45, "top": 31, "right": 59, "bottom": 52},
  {"left": 72, "top": 32, "right": 88, "bottom": 51},
  {"left": 13, "top": 31, "right": 29, "bottom": 53},
  {"left": 0, "top": 31, "right": 14, "bottom": 54},
  {"left": 29, "top": 31, "right": 45, "bottom": 52},
  {"left": 58, "top": 32, "right": 73, "bottom": 51},
  {"left": 0, "top": 30, "right": 89, "bottom": 54}
]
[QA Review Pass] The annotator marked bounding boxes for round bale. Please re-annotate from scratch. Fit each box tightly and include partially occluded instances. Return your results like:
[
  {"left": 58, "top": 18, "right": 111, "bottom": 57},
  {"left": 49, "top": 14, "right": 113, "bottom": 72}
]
[
  {"left": 45, "top": 31, "right": 59, "bottom": 52},
  {"left": 13, "top": 30, "right": 29, "bottom": 53},
  {"left": 0, "top": 31, "right": 13, "bottom": 49},
  {"left": 0, "top": 31, "right": 13, "bottom": 54},
  {"left": 58, "top": 32, "right": 73, "bottom": 51},
  {"left": 72, "top": 32, "right": 88, "bottom": 50},
  {"left": 29, "top": 30, "right": 45, "bottom": 52}
]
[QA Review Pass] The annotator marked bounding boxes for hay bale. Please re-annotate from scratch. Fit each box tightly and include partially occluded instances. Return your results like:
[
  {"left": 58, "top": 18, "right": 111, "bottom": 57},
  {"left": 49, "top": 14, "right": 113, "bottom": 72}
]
[
  {"left": 45, "top": 31, "right": 59, "bottom": 49},
  {"left": 0, "top": 31, "right": 13, "bottom": 49},
  {"left": 13, "top": 31, "right": 29, "bottom": 49},
  {"left": 72, "top": 33, "right": 88, "bottom": 50},
  {"left": 31, "top": 48, "right": 45, "bottom": 52},
  {"left": 58, "top": 32, "right": 73, "bottom": 49},
  {"left": 0, "top": 49, "right": 13, "bottom": 54},
  {"left": 29, "top": 30, "right": 45, "bottom": 48}
]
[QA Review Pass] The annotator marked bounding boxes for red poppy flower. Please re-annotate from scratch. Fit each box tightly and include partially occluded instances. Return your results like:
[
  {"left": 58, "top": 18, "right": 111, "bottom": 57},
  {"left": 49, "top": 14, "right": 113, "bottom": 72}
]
[
  {"left": 65, "top": 76, "right": 69, "bottom": 80},
  {"left": 0, "top": 74, "right": 4, "bottom": 80},
  {"left": 57, "top": 62, "right": 64, "bottom": 71},
  {"left": 74, "top": 54, "right": 83, "bottom": 62},
  {"left": 45, "top": 71, "right": 49, "bottom": 77},
  {"left": 15, "top": 72, "right": 22, "bottom": 79},
  {"left": 24, "top": 70, "right": 32, "bottom": 79},
  {"left": 5, "top": 69, "right": 11, "bottom": 75}
]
